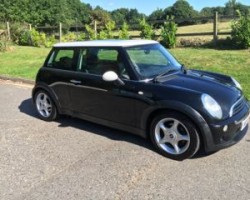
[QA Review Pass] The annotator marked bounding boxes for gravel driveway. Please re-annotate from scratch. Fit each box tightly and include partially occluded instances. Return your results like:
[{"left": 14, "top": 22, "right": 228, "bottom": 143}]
[{"left": 0, "top": 80, "right": 250, "bottom": 200}]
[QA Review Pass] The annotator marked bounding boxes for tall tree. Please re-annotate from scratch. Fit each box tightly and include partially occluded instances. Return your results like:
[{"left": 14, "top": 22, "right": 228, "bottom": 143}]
[
  {"left": 224, "top": 0, "right": 250, "bottom": 16},
  {"left": 111, "top": 8, "right": 130, "bottom": 25},
  {"left": 171, "top": 0, "right": 198, "bottom": 19},
  {"left": 91, "top": 6, "right": 112, "bottom": 27},
  {"left": 148, "top": 9, "right": 165, "bottom": 22},
  {"left": 200, "top": 7, "right": 225, "bottom": 17},
  {"left": 0, "top": 0, "right": 92, "bottom": 26},
  {"left": 224, "top": 0, "right": 237, "bottom": 16}
]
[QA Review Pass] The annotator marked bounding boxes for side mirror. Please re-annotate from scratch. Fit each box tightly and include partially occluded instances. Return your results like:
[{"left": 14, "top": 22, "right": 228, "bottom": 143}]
[
  {"left": 103, "top": 71, "right": 118, "bottom": 82},
  {"left": 102, "top": 71, "right": 125, "bottom": 86}
]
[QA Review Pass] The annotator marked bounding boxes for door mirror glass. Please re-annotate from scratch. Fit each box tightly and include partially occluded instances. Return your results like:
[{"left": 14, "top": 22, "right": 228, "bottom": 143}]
[{"left": 102, "top": 71, "right": 118, "bottom": 82}]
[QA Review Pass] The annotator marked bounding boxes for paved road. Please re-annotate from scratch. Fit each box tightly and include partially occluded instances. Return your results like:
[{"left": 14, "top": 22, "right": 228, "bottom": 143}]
[{"left": 0, "top": 80, "right": 250, "bottom": 200}]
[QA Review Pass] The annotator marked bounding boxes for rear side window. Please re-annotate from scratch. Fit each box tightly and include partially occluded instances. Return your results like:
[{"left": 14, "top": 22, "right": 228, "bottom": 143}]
[
  {"left": 98, "top": 49, "right": 118, "bottom": 61},
  {"left": 47, "top": 49, "right": 75, "bottom": 70}
]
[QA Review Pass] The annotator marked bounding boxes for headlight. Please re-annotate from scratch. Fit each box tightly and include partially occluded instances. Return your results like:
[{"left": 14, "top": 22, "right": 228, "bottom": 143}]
[
  {"left": 232, "top": 77, "right": 242, "bottom": 90},
  {"left": 201, "top": 94, "right": 223, "bottom": 119}
]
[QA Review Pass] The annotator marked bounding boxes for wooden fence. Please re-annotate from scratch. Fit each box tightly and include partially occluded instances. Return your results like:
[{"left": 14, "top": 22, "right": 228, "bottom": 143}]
[{"left": 2, "top": 12, "right": 235, "bottom": 44}]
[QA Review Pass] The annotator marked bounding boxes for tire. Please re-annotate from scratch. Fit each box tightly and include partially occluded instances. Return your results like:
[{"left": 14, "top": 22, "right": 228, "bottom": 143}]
[
  {"left": 34, "top": 90, "right": 57, "bottom": 121},
  {"left": 150, "top": 112, "right": 200, "bottom": 161}
]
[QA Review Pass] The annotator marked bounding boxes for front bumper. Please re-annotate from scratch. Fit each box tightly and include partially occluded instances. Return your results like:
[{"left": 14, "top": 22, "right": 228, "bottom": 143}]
[{"left": 204, "top": 101, "right": 250, "bottom": 153}]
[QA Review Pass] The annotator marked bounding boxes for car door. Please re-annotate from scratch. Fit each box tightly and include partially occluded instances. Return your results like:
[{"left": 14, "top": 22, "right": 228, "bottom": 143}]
[
  {"left": 68, "top": 47, "right": 138, "bottom": 127},
  {"left": 41, "top": 47, "right": 79, "bottom": 110}
]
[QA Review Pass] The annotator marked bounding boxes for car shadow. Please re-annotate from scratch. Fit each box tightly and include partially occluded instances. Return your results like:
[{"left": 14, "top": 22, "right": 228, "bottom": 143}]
[
  {"left": 19, "top": 98, "right": 213, "bottom": 160},
  {"left": 19, "top": 98, "right": 154, "bottom": 152}
]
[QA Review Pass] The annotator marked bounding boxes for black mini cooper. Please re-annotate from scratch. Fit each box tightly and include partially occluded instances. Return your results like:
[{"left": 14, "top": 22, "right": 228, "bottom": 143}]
[{"left": 32, "top": 40, "right": 250, "bottom": 160}]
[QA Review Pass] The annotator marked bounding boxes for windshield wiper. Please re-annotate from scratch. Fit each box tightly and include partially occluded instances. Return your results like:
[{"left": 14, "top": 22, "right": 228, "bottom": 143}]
[
  {"left": 153, "top": 69, "right": 179, "bottom": 82},
  {"left": 181, "top": 64, "right": 187, "bottom": 74}
]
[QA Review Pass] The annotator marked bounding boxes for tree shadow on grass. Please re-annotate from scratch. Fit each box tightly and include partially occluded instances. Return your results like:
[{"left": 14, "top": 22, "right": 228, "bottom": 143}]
[{"left": 19, "top": 98, "right": 214, "bottom": 160}]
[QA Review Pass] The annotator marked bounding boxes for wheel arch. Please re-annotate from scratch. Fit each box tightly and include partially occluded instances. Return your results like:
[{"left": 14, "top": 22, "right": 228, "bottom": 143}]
[
  {"left": 142, "top": 100, "right": 213, "bottom": 151},
  {"left": 32, "top": 83, "right": 62, "bottom": 114}
]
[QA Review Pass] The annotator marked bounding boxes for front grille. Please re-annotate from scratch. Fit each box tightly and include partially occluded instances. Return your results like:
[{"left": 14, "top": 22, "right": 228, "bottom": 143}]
[{"left": 229, "top": 96, "right": 246, "bottom": 117}]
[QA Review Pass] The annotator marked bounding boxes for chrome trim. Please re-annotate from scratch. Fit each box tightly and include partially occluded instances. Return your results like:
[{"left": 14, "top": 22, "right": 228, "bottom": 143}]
[
  {"left": 229, "top": 96, "right": 244, "bottom": 117},
  {"left": 234, "top": 112, "right": 250, "bottom": 125},
  {"left": 70, "top": 80, "right": 81, "bottom": 84}
]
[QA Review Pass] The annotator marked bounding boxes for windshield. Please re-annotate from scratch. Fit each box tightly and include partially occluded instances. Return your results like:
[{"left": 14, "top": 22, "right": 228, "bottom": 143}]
[{"left": 125, "top": 43, "right": 182, "bottom": 79}]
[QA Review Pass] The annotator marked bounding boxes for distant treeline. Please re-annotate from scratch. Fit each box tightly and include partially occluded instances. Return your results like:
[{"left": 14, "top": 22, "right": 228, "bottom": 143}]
[{"left": 0, "top": 0, "right": 249, "bottom": 28}]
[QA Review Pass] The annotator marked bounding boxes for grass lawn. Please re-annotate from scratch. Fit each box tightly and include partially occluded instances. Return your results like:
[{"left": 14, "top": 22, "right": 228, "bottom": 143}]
[
  {"left": 127, "top": 21, "right": 231, "bottom": 39},
  {"left": 0, "top": 46, "right": 50, "bottom": 80},
  {"left": 170, "top": 48, "right": 250, "bottom": 99},
  {"left": 0, "top": 45, "right": 249, "bottom": 99}
]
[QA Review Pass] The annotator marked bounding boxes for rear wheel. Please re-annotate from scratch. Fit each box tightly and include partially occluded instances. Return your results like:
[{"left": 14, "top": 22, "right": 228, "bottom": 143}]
[
  {"left": 150, "top": 112, "right": 200, "bottom": 160},
  {"left": 35, "top": 90, "right": 57, "bottom": 121}
]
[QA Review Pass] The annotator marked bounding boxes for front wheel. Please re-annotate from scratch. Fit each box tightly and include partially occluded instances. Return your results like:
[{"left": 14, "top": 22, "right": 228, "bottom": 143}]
[
  {"left": 34, "top": 90, "right": 57, "bottom": 121},
  {"left": 150, "top": 112, "right": 200, "bottom": 161}
]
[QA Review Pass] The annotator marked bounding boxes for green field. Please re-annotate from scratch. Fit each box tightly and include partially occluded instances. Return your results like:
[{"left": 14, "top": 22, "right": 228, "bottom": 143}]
[
  {"left": 0, "top": 46, "right": 249, "bottom": 99},
  {"left": 127, "top": 22, "right": 231, "bottom": 41}
]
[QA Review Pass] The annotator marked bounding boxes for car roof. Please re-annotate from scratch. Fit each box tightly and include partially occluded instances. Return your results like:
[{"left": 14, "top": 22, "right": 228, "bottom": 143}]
[{"left": 53, "top": 40, "right": 158, "bottom": 48}]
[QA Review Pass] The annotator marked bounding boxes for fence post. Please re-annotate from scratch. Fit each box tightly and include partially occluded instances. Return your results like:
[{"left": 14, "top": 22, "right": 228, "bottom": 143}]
[
  {"left": 29, "top": 24, "right": 32, "bottom": 31},
  {"left": 94, "top": 20, "right": 97, "bottom": 39},
  {"left": 59, "top": 22, "right": 62, "bottom": 42},
  {"left": 6, "top": 22, "right": 11, "bottom": 40},
  {"left": 213, "top": 11, "right": 218, "bottom": 45}
]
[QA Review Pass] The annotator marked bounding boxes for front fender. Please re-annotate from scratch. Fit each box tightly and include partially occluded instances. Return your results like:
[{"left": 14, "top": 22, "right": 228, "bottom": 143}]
[{"left": 140, "top": 100, "right": 214, "bottom": 152}]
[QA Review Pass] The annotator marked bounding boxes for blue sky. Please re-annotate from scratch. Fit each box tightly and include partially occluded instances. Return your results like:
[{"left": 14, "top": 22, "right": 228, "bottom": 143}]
[{"left": 82, "top": 0, "right": 250, "bottom": 15}]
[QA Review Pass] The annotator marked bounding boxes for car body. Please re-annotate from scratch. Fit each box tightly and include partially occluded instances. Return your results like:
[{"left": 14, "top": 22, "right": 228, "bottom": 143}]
[{"left": 32, "top": 40, "right": 250, "bottom": 160}]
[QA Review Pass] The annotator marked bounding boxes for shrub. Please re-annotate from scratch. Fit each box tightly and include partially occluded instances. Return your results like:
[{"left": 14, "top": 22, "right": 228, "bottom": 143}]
[
  {"left": 105, "top": 20, "right": 115, "bottom": 39},
  {"left": 231, "top": 12, "right": 250, "bottom": 49},
  {"left": 0, "top": 30, "right": 8, "bottom": 52},
  {"left": 139, "top": 18, "right": 155, "bottom": 40},
  {"left": 178, "top": 38, "right": 209, "bottom": 47},
  {"left": 98, "top": 30, "right": 108, "bottom": 39},
  {"left": 0, "top": 38, "right": 8, "bottom": 52},
  {"left": 30, "top": 29, "right": 46, "bottom": 47},
  {"left": 119, "top": 22, "right": 130, "bottom": 39},
  {"left": 62, "top": 32, "right": 77, "bottom": 42},
  {"left": 10, "top": 23, "right": 26, "bottom": 44},
  {"left": 85, "top": 25, "right": 96, "bottom": 40},
  {"left": 160, "top": 16, "right": 177, "bottom": 48},
  {"left": 97, "top": 20, "right": 116, "bottom": 39},
  {"left": 44, "top": 35, "right": 57, "bottom": 48},
  {"left": 76, "top": 32, "right": 86, "bottom": 41},
  {"left": 18, "top": 29, "right": 32, "bottom": 46}
]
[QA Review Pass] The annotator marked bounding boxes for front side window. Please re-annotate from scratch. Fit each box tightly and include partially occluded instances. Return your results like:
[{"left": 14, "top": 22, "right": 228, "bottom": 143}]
[
  {"left": 79, "top": 47, "right": 129, "bottom": 79},
  {"left": 47, "top": 49, "right": 75, "bottom": 70},
  {"left": 125, "top": 44, "right": 181, "bottom": 79}
]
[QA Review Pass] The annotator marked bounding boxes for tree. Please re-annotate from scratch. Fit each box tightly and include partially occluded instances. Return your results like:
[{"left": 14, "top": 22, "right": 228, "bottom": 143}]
[
  {"left": 200, "top": 6, "right": 225, "bottom": 23},
  {"left": 66, "top": 0, "right": 92, "bottom": 25},
  {"left": 170, "top": 0, "right": 199, "bottom": 25},
  {"left": 148, "top": 9, "right": 165, "bottom": 28},
  {"left": 0, "top": 0, "right": 92, "bottom": 26},
  {"left": 110, "top": 8, "right": 144, "bottom": 30},
  {"left": 127, "top": 9, "right": 145, "bottom": 25},
  {"left": 91, "top": 6, "right": 112, "bottom": 27},
  {"left": 171, "top": 0, "right": 198, "bottom": 19},
  {"left": 225, "top": 0, "right": 238, "bottom": 16},
  {"left": 224, "top": 0, "right": 250, "bottom": 16},
  {"left": 111, "top": 8, "right": 130, "bottom": 25}
]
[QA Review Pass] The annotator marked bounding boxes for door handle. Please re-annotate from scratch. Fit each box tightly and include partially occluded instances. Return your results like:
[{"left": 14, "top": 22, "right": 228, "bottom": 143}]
[{"left": 70, "top": 80, "right": 82, "bottom": 84}]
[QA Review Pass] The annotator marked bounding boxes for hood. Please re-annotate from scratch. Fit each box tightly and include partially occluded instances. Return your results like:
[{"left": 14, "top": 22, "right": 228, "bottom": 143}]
[{"left": 158, "top": 69, "right": 242, "bottom": 107}]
